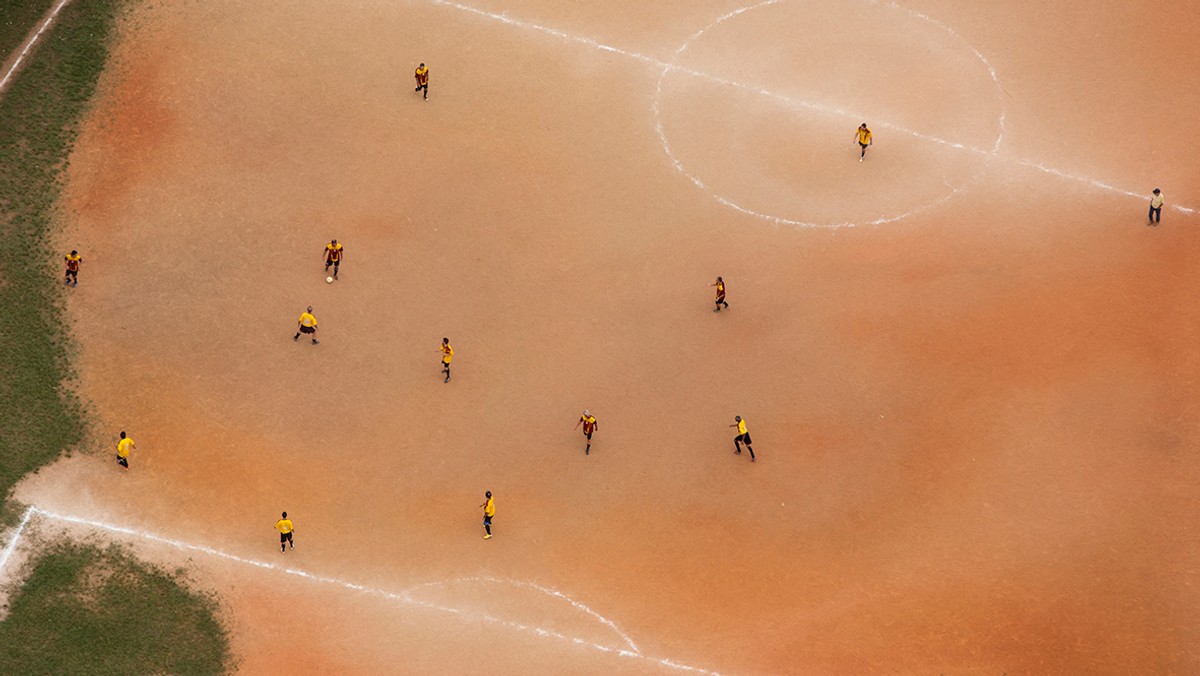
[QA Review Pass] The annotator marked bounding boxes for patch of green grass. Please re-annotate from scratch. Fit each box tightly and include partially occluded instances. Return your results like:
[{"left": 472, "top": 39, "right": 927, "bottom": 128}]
[
  {"left": 0, "top": 0, "right": 118, "bottom": 520},
  {"left": 0, "top": 1, "right": 54, "bottom": 70},
  {"left": 0, "top": 541, "right": 231, "bottom": 674}
]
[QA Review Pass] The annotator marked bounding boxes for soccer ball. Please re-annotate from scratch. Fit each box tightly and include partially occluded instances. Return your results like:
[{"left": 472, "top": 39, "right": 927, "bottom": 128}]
[{"left": 326, "top": 276, "right": 334, "bottom": 284}]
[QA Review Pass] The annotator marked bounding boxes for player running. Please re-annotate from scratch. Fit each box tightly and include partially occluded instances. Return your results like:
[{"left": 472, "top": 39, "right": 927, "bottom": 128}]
[
  {"left": 414, "top": 63, "right": 429, "bottom": 100},
  {"left": 116, "top": 431, "right": 134, "bottom": 470},
  {"left": 730, "top": 415, "right": 756, "bottom": 462},
  {"left": 574, "top": 410, "right": 598, "bottom": 455},
  {"left": 64, "top": 250, "right": 82, "bottom": 287},
  {"left": 855, "top": 123, "right": 872, "bottom": 162}
]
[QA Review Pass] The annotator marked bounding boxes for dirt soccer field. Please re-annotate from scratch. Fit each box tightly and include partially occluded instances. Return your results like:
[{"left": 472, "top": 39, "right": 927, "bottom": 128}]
[{"left": 10, "top": 0, "right": 1200, "bottom": 672}]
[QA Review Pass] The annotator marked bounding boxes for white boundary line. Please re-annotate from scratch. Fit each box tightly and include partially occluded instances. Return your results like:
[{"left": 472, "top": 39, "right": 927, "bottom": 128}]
[
  {"left": 0, "top": 0, "right": 74, "bottom": 94},
  {"left": 431, "top": 0, "right": 1196, "bottom": 219},
  {"left": 0, "top": 506, "right": 35, "bottom": 572},
  {"left": 0, "top": 507, "right": 718, "bottom": 675}
]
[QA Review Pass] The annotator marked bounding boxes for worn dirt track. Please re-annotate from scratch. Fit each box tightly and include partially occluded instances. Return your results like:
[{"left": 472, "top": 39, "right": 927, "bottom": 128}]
[{"left": 12, "top": 0, "right": 1200, "bottom": 673}]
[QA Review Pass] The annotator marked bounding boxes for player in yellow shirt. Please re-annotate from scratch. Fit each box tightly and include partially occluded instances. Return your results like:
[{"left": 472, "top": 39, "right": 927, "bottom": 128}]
[
  {"left": 414, "top": 63, "right": 429, "bottom": 101},
  {"left": 64, "top": 250, "right": 82, "bottom": 287},
  {"left": 573, "top": 410, "right": 599, "bottom": 455},
  {"left": 274, "top": 511, "right": 295, "bottom": 552},
  {"left": 854, "top": 123, "right": 872, "bottom": 162},
  {"left": 323, "top": 239, "right": 344, "bottom": 279},
  {"left": 294, "top": 306, "right": 319, "bottom": 345},
  {"left": 708, "top": 276, "right": 729, "bottom": 312},
  {"left": 480, "top": 490, "right": 494, "bottom": 539},
  {"left": 116, "top": 431, "right": 134, "bottom": 470},
  {"left": 440, "top": 337, "right": 453, "bottom": 383},
  {"left": 729, "top": 415, "right": 756, "bottom": 461},
  {"left": 1148, "top": 188, "right": 1164, "bottom": 225}
]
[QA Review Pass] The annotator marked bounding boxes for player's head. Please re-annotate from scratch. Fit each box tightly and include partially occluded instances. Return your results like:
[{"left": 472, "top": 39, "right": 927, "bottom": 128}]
[
  {"left": 1153, "top": 188, "right": 1161, "bottom": 195},
  {"left": 716, "top": 276, "right": 723, "bottom": 283},
  {"left": 282, "top": 511, "right": 287, "bottom": 518},
  {"left": 860, "top": 123, "right": 868, "bottom": 129},
  {"left": 307, "top": 306, "right": 313, "bottom": 313},
  {"left": 331, "top": 239, "right": 337, "bottom": 245},
  {"left": 70, "top": 249, "right": 78, "bottom": 256},
  {"left": 583, "top": 409, "right": 590, "bottom": 417},
  {"left": 485, "top": 491, "right": 492, "bottom": 498},
  {"left": 443, "top": 337, "right": 449, "bottom": 344},
  {"left": 734, "top": 415, "right": 742, "bottom": 422},
  {"left": 119, "top": 431, "right": 126, "bottom": 439},
  {"left": 419, "top": 63, "right": 425, "bottom": 68}
]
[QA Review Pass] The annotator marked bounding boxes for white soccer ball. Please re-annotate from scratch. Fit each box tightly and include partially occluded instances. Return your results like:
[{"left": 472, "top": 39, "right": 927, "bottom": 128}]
[{"left": 326, "top": 276, "right": 334, "bottom": 284}]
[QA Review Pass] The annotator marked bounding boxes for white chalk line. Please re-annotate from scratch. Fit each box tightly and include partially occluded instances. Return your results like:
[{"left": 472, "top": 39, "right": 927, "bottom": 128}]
[
  {"left": 432, "top": 0, "right": 1195, "bottom": 219},
  {"left": 0, "top": 0, "right": 74, "bottom": 94},
  {"left": 0, "top": 506, "right": 36, "bottom": 573},
  {"left": 0, "top": 507, "right": 717, "bottom": 675},
  {"left": 407, "top": 576, "right": 640, "bottom": 654}
]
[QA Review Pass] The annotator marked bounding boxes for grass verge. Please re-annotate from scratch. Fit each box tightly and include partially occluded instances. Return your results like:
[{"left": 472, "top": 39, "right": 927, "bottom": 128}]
[
  {"left": 0, "top": 1, "right": 233, "bottom": 672},
  {"left": 0, "top": 0, "right": 54, "bottom": 75},
  {"left": 0, "top": 541, "right": 231, "bottom": 674},
  {"left": 0, "top": 0, "right": 111, "bottom": 519}
]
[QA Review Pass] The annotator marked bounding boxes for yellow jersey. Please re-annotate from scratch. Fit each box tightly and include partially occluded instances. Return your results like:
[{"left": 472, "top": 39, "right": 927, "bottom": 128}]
[
  {"left": 441, "top": 342, "right": 453, "bottom": 363},
  {"left": 484, "top": 497, "right": 495, "bottom": 517},
  {"left": 737, "top": 419, "right": 748, "bottom": 435},
  {"left": 715, "top": 281, "right": 725, "bottom": 296},
  {"left": 65, "top": 253, "right": 82, "bottom": 270},
  {"left": 857, "top": 128, "right": 872, "bottom": 145},
  {"left": 580, "top": 415, "right": 597, "bottom": 434},
  {"left": 415, "top": 66, "right": 429, "bottom": 85},
  {"left": 117, "top": 437, "right": 134, "bottom": 458},
  {"left": 325, "top": 243, "right": 342, "bottom": 261},
  {"left": 275, "top": 519, "right": 293, "bottom": 534},
  {"left": 299, "top": 312, "right": 317, "bottom": 327}
]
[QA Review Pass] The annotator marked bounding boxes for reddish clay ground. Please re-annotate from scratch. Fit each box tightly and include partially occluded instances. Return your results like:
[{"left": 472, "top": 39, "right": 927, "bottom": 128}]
[{"left": 13, "top": 0, "right": 1200, "bottom": 673}]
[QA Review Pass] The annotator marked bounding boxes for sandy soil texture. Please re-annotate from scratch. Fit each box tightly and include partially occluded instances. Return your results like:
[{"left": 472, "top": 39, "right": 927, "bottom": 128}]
[{"left": 12, "top": 0, "right": 1200, "bottom": 673}]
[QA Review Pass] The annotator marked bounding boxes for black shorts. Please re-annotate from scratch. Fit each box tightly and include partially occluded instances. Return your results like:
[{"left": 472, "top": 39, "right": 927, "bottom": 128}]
[
  {"left": 416, "top": 83, "right": 428, "bottom": 91},
  {"left": 735, "top": 433, "right": 751, "bottom": 445},
  {"left": 300, "top": 325, "right": 315, "bottom": 334},
  {"left": 326, "top": 259, "right": 339, "bottom": 267},
  {"left": 483, "top": 514, "right": 492, "bottom": 525},
  {"left": 584, "top": 431, "right": 593, "bottom": 440},
  {"left": 859, "top": 142, "right": 869, "bottom": 150},
  {"left": 280, "top": 532, "right": 293, "bottom": 543},
  {"left": 66, "top": 269, "right": 78, "bottom": 278}
]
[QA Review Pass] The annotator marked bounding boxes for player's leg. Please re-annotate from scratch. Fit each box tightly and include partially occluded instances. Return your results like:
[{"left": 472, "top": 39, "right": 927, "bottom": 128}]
[
  {"left": 484, "top": 515, "right": 492, "bottom": 538},
  {"left": 281, "top": 533, "right": 286, "bottom": 552},
  {"left": 333, "top": 260, "right": 339, "bottom": 278},
  {"left": 733, "top": 434, "right": 742, "bottom": 454},
  {"left": 585, "top": 432, "right": 591, "bottom": 454}
]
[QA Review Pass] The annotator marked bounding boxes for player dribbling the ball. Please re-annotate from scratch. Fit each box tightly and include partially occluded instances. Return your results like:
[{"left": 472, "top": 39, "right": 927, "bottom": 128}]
[{"left": 324, "top": 239, "right": 343, "bottom": 279}]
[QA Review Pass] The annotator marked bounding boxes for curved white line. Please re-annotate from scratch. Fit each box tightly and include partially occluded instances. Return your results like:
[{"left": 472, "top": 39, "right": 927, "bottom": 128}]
[{"left": 405, "top": 575, "right": 641, "bottom": 655}]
